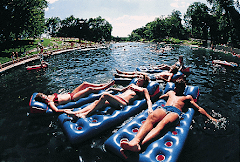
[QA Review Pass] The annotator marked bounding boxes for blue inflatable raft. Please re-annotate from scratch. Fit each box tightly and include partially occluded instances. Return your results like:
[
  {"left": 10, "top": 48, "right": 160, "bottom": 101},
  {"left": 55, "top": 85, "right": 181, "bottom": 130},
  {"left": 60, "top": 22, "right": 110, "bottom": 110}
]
[
  {"left": 136, "top": 66, "right": 191, "bottom": 77},
  {"left": 58, "top": 79, "right": 162, "bottom": 145},
  {"left": 104, "top": 82, "right": 199, "bottom": 162},
  {"left": 29, "top": 90, "right": 116, "bottom": 114}
]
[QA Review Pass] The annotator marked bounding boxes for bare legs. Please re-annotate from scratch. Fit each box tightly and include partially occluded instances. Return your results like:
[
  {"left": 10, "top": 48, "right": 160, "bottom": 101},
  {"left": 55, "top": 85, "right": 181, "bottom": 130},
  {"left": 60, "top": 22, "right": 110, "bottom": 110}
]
[
  {"left": 72, "top": 81, "right": 114, "bottom": 94},
  {"left": 71, "top": 80, "right": 115, "bottom": 101},
  {"left": 64, "top": 92, "right": 127, "bottom": 118},
  {"left": 115, "top": 69, "right": 147, "bottom": 79},
  {"left": 154, "top": 64, "right": 171, "bottom": 70},
  {"left": 120, "top": 109, "right": 179, "bottom": 152}
]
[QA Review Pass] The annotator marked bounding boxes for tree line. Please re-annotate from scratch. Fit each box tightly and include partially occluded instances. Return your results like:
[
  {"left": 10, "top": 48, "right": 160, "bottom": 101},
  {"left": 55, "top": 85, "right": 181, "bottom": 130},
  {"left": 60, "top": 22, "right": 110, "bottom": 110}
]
[
  {"left": 0, "top": 0, "right": 47, "bottom": 42},
  {"left": 45, "top": 15, "right": 112, "bottom": 42},
  {"left": 0, "top": 0, "right": 112, "bottom": 43},
  {"left": 0, "top": 0, "right": 239, "bottom": 47},
  {"left": 128, "top": 0, "right": 240, "bottom": 47}
]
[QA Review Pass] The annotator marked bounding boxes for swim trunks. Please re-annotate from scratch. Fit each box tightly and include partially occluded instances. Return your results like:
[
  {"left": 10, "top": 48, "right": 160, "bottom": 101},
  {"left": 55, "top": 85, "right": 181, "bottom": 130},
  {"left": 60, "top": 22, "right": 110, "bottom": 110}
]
[
  {"left": 115, "top": 96, "right": 128, "bottom": 105},
  {"left": 157, "top": 106, "right": 181, "bottom": 116}
]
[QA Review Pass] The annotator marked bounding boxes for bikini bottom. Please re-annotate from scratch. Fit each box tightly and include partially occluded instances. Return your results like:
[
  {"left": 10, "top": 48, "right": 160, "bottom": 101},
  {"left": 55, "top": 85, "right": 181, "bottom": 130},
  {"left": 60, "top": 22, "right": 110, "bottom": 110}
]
[{"left": 115, "top": 95, "right": 128, "bottom": 105}]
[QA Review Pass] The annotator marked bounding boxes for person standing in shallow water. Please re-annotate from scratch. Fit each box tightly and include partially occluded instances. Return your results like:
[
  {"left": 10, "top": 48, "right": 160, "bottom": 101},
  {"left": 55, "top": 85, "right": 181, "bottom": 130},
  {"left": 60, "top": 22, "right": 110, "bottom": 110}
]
[
  {"left": 120, "top": 78, "right": 219, "bottom": 154},
  {"left": 35, "top": 80, "right": 115, "bottom": 113}
]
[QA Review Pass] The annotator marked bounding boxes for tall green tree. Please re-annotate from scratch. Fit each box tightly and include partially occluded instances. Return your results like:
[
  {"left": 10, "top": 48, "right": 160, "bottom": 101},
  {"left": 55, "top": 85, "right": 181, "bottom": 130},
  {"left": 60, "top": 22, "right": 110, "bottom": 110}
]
[
  {"left": 45, "top": 17, "right": 61, "bottom": 37},
  {"left": 184, "top": 2, "right": 211, "bottom": 40},
  {"left": 0, "top": 0, "right": 48, "bottom": 41},
  {"left": 87, "top": 16, "right": 112, "bottom": 42},
  {"left": 206, "top": 0, "right": 240, "bottom": 46}
]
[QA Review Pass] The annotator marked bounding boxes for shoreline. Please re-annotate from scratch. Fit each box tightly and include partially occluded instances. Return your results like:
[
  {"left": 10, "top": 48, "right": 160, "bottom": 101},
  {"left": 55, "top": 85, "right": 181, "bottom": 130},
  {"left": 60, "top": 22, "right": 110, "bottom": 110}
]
[{"left": 0, "top": 44, "right": 107, "bottom": 73}]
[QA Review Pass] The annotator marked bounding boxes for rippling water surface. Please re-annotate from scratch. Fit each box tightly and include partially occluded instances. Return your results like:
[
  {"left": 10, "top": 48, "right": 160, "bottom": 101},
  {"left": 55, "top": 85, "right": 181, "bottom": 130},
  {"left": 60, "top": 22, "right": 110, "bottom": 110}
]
[{"left": 0, "top": 42, "right": 239, "bottom": 162}]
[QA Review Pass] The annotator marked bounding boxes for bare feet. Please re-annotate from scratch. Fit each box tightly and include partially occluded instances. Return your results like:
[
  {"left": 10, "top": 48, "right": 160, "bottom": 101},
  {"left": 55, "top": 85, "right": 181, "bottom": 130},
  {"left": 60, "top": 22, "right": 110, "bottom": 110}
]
[
  {"left": 64, "top": 109, "right": 75, "bottom": 114},
  {"left": 116, "top": 69, "right": 122, "bottom": 74},
  {"left": 120, "top": 141, "right": 141, "bottom": 152}
]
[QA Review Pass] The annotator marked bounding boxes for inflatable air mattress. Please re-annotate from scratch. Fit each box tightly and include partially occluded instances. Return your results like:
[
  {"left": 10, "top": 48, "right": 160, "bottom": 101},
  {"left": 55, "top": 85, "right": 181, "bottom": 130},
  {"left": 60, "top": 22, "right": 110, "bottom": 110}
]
[
  {"left": 104, "top": 82, "right": 199, "bottom": 162},
  {"left": 136, "top": 66, "right": 191, "bottom": 76},
  {"left": 29, "top": 90, "right": 116, "bottom": 114},
  {"left": 58, "top": 79, "right": 162, "bottom": 145}
]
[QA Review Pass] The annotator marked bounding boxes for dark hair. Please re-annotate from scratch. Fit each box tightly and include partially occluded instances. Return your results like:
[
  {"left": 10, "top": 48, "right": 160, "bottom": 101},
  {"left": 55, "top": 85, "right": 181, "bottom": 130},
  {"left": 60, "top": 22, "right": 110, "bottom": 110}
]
[
  {"left": 171, "top": 65, "right": 179, "bottom": 74},
  {"left": 138, "top": 74, "right": 150, "bottom": 88},
  {"left": 175, "top": 78, "right": 186, "bottom": 89},
  {"left": 35, "top": 93, "right": 47, "bottom": 103}
]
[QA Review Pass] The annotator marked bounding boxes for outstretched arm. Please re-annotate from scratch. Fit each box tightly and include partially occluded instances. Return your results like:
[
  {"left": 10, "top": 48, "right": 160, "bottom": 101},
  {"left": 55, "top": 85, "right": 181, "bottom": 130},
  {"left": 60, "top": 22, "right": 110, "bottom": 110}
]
[
  {"left": 167, "top": 73, "right": 173, "bottom": 82},
  {"left": 159, "top": 93, "right": 169, "bottom": 99},
  {"left": 107, "top": 84, "right": 131, "bottom": 93},
  {"left": 143, "top": 88, "right": 153, "bottom": 114},
  {"left": 48, "top": 102, "right": 72, "bottom": 113},
  {"left": 189, "top": 96, "right": 218, "bottom": 122}
]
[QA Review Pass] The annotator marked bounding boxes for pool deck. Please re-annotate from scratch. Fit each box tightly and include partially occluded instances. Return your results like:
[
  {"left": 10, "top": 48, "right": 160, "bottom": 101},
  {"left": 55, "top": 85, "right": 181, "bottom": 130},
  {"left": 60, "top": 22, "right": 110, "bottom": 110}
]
[{"left": 0, "top": 45, "right": 107, "bottom": 73}]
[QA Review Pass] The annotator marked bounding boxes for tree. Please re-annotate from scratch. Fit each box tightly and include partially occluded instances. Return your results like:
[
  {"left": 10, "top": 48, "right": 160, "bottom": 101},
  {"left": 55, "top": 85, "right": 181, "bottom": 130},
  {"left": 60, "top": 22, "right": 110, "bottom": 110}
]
[
  {"left": 87, "top": 16, "right": 112, "bottom": 42},
  {"left": 184, "top": 2, "right": 211, "bottom": 40},
  {"left": 206, "top": 0, "right": 240, "bottom": 47},
  {"left": 45, "top": 17, "right": 61, "bottom": 37},
  {"left": 0, "top": 0, "right": 48, "bottom": 41}
]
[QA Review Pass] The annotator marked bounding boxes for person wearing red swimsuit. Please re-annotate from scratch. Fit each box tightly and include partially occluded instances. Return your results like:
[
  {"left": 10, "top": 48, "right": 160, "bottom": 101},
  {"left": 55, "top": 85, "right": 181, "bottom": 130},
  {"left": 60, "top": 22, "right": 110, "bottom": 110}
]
[
  {"left": 64, "top": 74, "right": 153, "bottom": 118},
  {"left": 35, "top": 80, "right": 115, "bottom": 113}
]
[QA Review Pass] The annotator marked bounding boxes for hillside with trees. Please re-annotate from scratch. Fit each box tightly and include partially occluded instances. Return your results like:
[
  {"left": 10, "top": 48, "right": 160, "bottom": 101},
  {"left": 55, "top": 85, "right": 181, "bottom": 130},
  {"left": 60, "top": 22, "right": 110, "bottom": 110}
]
[{"left": 127, "top": 0, "right": 240, "bottom": 47}]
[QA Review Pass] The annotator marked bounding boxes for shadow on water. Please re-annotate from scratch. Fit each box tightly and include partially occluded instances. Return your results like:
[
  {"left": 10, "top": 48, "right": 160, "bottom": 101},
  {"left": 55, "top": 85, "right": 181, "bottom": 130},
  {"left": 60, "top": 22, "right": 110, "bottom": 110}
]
[{"left": 0, "top": 42, "right": 239, "bottom": 162}]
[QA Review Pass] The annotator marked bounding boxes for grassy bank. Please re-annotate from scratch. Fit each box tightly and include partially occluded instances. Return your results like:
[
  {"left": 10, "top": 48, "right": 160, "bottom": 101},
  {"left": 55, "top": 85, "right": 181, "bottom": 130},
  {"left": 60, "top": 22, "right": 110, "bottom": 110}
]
[{"left": 0, "top": 38, "right": 82, "bottom": 64}]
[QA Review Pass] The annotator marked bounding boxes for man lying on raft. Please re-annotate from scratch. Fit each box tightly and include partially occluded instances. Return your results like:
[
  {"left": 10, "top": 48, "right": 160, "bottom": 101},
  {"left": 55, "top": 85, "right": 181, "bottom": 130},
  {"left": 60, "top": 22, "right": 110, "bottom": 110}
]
[
  {"left": 120, "top": 78, "right": 218, "bottom": 154},
  {"left": 35, "top": 80, "right": 115, "bottom": 113},
  {"left": 64, "top": 74, "right": 153, "bottom": 118},
  {"left": 115, "top": 66, "right": 178, "bottom": 82}
]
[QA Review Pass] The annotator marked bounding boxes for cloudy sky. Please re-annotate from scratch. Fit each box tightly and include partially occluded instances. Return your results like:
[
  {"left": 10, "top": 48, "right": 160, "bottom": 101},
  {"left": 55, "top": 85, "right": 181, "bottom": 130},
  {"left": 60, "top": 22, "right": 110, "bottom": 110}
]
[{"left": 45, "top": 0, "right": 209, "bottom": 37}]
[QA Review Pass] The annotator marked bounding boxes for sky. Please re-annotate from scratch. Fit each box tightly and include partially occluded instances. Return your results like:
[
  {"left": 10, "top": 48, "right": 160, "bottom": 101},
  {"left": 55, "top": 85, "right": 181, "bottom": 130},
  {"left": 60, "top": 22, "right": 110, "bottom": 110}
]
[{"left": 45, "top": 0, "right": 209, "bottom": 37}]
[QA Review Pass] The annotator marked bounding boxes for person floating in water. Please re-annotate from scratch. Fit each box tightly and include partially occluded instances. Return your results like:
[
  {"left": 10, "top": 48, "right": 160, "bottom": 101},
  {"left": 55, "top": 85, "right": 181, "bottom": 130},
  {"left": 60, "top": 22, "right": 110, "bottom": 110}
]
[
  {"left": 152, "top": 55, "right": 185, "bottom": 71},
  {"left": 35, "top": 80, "right": 115, "bottom": 113},
  {"left": 64, "top": 74, "right": 153, "bottom": 118},
  {"left": 115, "top": 66, "right": 179, "bottom": 82},
  {"left": 120, "top": 78, "right": 218, "bottom": 154}
]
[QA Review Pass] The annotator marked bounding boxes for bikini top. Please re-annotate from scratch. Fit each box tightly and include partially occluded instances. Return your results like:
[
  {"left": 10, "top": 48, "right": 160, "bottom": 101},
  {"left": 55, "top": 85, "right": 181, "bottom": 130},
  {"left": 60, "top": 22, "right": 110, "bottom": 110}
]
[
  {"left": 53, "top": 93, "right": 58, "bottom": 104},
  {"left": 52, "top": 93, "right": 74, "bottom": 104}
]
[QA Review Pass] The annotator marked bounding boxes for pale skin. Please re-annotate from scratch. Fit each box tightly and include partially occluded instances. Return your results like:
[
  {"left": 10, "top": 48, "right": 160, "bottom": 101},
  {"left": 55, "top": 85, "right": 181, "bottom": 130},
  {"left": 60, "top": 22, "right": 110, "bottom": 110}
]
[
  {"left": 174, "top": 56, "right": 184, "bottom": 71},
  {"left": 120, "top": 85, "right": 218, "bottom": 153},
  {"left": 115, "top": 68, "right": 177, "bottom": 82},
  {"left": 41, "top": 80, "right": 115, "bottom": 113},
  {"left": 64, "top": 76, "right": 153, "bottom": 118}
]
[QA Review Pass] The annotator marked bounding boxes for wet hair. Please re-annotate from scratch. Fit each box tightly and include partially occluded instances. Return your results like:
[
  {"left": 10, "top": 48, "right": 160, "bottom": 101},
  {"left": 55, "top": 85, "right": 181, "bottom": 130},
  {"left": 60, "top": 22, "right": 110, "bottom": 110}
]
[
  {"left": 175, "top": 78, "right": 186, "bottom": 90},
  {"left": 35, "top": 93, "right": 48, "bottom": 103}
]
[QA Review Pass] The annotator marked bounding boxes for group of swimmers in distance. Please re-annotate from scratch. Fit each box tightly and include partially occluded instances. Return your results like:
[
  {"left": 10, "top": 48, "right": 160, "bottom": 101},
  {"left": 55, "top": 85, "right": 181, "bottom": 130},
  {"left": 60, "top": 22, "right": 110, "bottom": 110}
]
[
  {"left": 35, "top": 55, "right": 219, "bottom": 155},
  {"left": 115, "top": 55, "right": 184, "bottom": 82}
]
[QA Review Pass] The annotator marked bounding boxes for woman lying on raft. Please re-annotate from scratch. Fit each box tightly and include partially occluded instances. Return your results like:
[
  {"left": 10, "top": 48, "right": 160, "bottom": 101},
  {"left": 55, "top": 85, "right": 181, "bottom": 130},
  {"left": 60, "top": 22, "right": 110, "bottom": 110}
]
[
  {"left": 35, "top": 80, "right": 115, "bottom": 113},
  {"left": 115, "top": 66, "right": 178, "bottom": 82},
  {"left": 64, "top": 74, "right": 153, "bottom": 118}
]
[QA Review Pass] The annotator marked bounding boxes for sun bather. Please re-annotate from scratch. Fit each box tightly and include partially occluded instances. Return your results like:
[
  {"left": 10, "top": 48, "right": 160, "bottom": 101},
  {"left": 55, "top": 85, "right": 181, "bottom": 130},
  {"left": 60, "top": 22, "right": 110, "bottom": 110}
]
[
  {"left": 35, "top": 80, "right": 115, "bottom": 113},
  {"left": 64, "top": 74, "right": 153, "bottom": 118},
  {"left": 120, "top": 79, "right": 218, "bottom": 154},
  {"left": 115, "top": 66, "right": 179, "bottom": 82}
]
